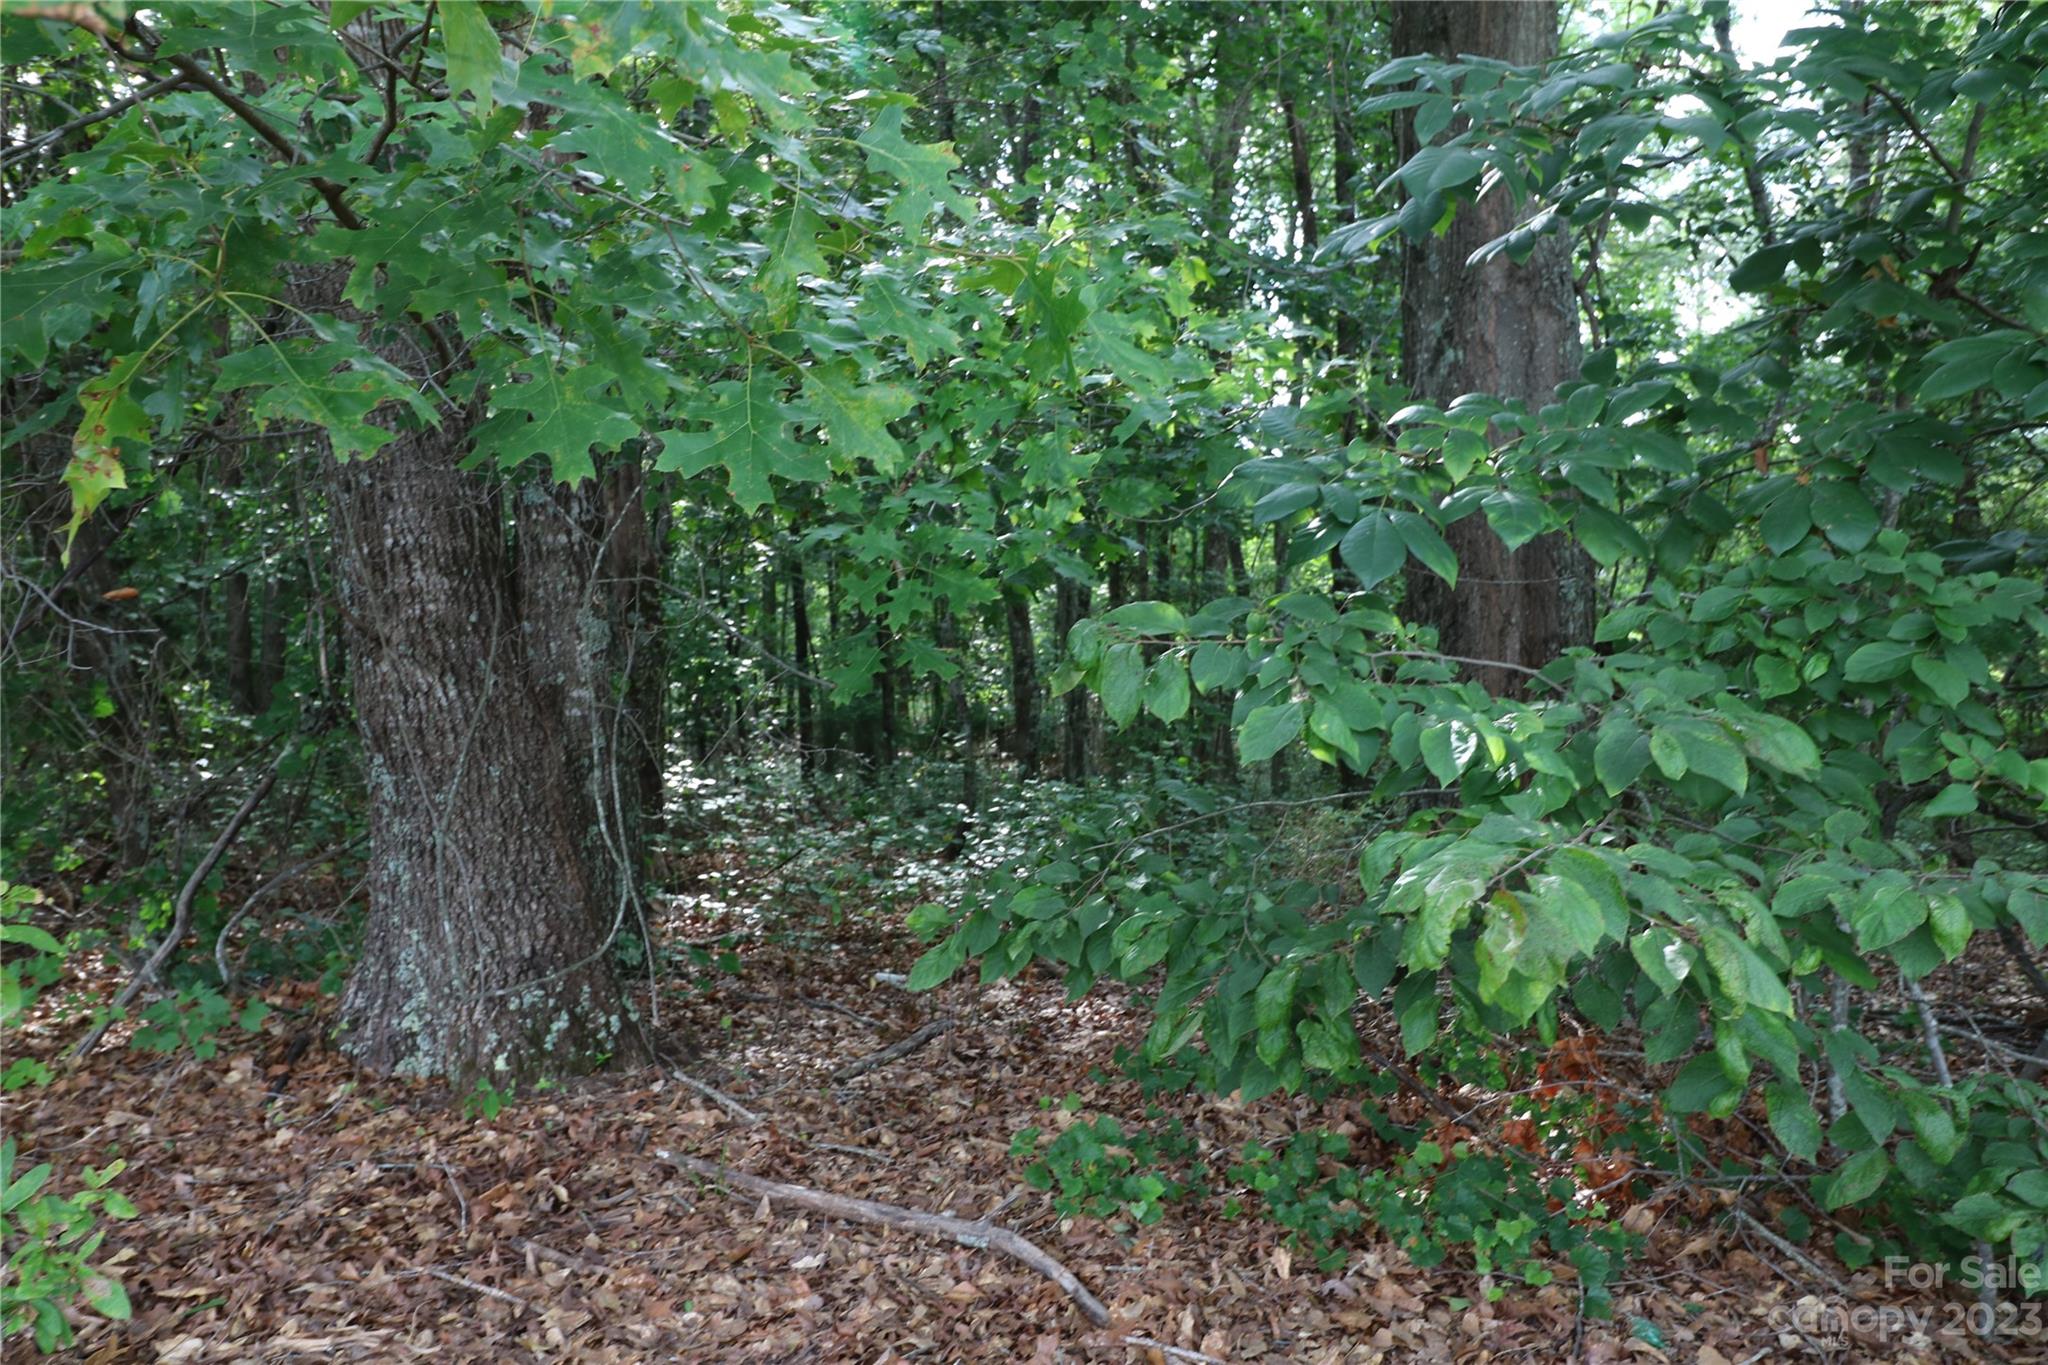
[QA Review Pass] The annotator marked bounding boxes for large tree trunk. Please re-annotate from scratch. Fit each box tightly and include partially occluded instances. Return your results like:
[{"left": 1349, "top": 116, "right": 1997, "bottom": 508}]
[
  {"left": 1390, "top": 0, "right": 1593, "bottom": 694},
  {"left": 293, "top": 268, "right": 642, "bottom": 1087}
]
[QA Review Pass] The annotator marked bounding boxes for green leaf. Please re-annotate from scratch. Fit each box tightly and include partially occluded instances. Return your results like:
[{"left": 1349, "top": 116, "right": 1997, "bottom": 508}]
[
  {"left": 906, "top": 935, "right": 967, "bottom": 991},
  {"left": 475, "top": 366, "right": 639, "bottom": 485},
  {"left": 1759, "top": 485, "right": 1811, "bottom": 554},
  {"left": 1343, "top": 511, "right": 1409, "bottom": 589},
  {"left": 1189, "top": 642, "right": 1247, "bottom": 694},
  {"left": 1674, "top": 722, "right": 1747, "bottom": 795},
  {"left": 1743, "top": 714, "right": 1821, "bottom": 778},
  {"left": 1594, "top": 716, "right": 1651, "bottom": 795},
  {"left": 656, "top": 368, "right": 817, "bottom": 511},
  {"left": 1920, "top": 783, "right": 1977, "bottom": 819},
  {"left": 1843, "top": 641, "right": 1915, "bottom": 682},
  {"left": 1649, "top": 727, "right": 1688, "bottom": 780},
  {"left": 1237, "top": 700, "right": 1305, "bottom": 764},
  {"left": 1909, "top": 655, "right": 1970, "bottom": 707},
  {"left": 1100, "top": 644, "right": 1145, "bottom": 727},
  {"left": 1142, "top": 655, "right": 1191, "bottom": 723},
  {"left": 1766, "top": 1082, "right": 1822, "bottom": 1162},
  {"left": 1810, "top": 481, "right": 1877, "bottom": 552},
  {"left": 81, "top": 1274, "right": 130, "bottom": 1321},
  {"left": 213, "top": 339, "right": 438, "bottom": 461},
  {"left": 1391, "top": 511, "right": 1457, "bottom": 587},
  {"left": 857, "top": 277, "right": 960, "bottom": 367},
  {"left": 802, "top": 360, "right": 912, "bottom": 474},
  {"left": 440, "top": 0, "right": 503, "bottom": 113},
  {"left": 1102, "top": 601, "right": 1187, "bottom": 635},
  {"left": 0, "top": 924, "right": 62, "bottom": 955},
  {"left": 858, "top": 104, "right": 964, "bottom": 229},
  {"left": 1822, "top": 1148, "right": 1891, "bottom": 1210}
]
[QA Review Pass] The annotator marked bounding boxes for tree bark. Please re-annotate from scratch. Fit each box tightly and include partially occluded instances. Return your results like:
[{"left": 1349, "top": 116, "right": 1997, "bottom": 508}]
[
  {"left": 1004, "top": 586, "right": 1038, "bottom": 771},
  {"left": 292, "top": 266, "right": 642, "bottom": 1087},
  {"left": 1390, "top": 0, "right": 1593, "bottom": 694},
  {"left": 1055, "top": 577, "right": 1089, "bottom": 782},
  {"left": 789, "top": 554, "right": 816, "bottom": 778}
]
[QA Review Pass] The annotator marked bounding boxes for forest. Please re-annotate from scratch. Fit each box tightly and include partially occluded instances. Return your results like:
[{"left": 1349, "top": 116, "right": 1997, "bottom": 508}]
[{"left": 2, "top": 0, "right": 2046, "bottom": 1359}]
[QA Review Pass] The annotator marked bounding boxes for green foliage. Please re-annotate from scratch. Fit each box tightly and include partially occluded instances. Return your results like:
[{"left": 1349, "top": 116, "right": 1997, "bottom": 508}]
[
  {"left": 1229, "top": 1129, "right": 1634, "bottom": 1313},
  {"left": 128, "top": 984, "right": 269, "bottom": 1061},
  {"left": 0, "top": 1139, "right": 135, "bottom": 1354},
  {"left": 1011, "top": 1103, "right": 1208, "bottom": 1227}
]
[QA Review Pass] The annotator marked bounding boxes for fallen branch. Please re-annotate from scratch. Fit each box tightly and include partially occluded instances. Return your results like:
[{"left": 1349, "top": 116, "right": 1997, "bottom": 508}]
[
  {"left": 666, "top": 1066, "right": 762, "bottom": 1126},
  {"left": 656, "top": 1150, "right": 1110, "bottom": 1326},
  {"left": 413, "top": 1267, "right": 528, "bottom": 1310},
  {"left": 1729, "top": 1206, "right": 1850, "bottom": 1298},
  {"left": 832, "top": 1018, "right": 951, "bottom": 1081},
  {"left": 1122, "top": 1336, "right": 1227, "bottom": 1364}
]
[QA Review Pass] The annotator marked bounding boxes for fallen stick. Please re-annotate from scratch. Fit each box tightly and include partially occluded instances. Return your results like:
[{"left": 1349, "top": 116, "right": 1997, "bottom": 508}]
[
  {"left": 667, "top": 1066, "right": 762, "bottom": 1126},
  {"left": 1122, "top": 1336, "right": 1227, "bottom": 1364},
  {"left": 1729, "top": 1206, "right": 1850, "bottom": 1298},
  {"left": 831, "top": 1018, "right": 951, "bottom": 1081},
  {"left": 656, "top": 1150, "right": 1110, "bottom": 1326}
]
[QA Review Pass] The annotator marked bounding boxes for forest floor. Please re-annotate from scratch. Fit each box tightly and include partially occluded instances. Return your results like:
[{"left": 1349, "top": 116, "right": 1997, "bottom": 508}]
[{"left": 9, "top": 762, "right": 2043, "bottom": 1364}]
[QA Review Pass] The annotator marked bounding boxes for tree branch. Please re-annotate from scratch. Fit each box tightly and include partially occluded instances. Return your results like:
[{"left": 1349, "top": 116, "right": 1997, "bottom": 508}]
[{"left": 656, "top": 1151, "right": 1112, "bottom": 1326}]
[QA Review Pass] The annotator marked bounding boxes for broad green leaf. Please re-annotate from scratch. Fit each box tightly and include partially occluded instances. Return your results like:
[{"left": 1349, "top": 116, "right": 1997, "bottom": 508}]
[
  {"left": 1909, "top": 655, "right": 1970, "bottom": 706},
  {"left": 1765, "top": 1081, "right": 1822, "bottom": 1162},
  {"left": 1843, "top": 640, "right": 1915, "bottom": 682},
  {"left": 1102, "top": 601, "right": 1187, "bottom": 635},
  {"left": 1391, "top": 511, "right": 1457, "bottom": 586},
  {"left": 1743, "top": 714, "right": 1821, "bottom": 777},
  {"left": 1190, "top": 642, "right": 1247, "bottom": 694},
  {"left": 802, "top": 360, "right": 912, "bottom": 473},
  {"left": 1921, "top": 783, "right": 1977, "bottom": 819},
  {"left": 1822, "top": 1148, "right": 1891, "bottom": 1210},
  {"left": 440, "top": 0, "right": 503, "bottom": 113},
  {"left": 1593, "top": 715, "right": 1651, "bottom": 795},
  {"left": 1649, "top": 727, "right": 1687, "bottom": 780},
  {"left": 1099, "top": 643, "right": 1145, "bottom": 726},
  {"left": 1142, "top": 655, "right": 1190, "bottom": 723},
  {"left": 1237, "top": 700, "right": 1304, "bottom": 764},
  {"left": 1674, "top": 721, "right": 1748, "bottom": 795},
  {"left": 656, "top": 368, "right": 817, "bottom": 511},
  {"left": 1339, "top": 512, "right": 1407, "bottom": 588},
  {"left": 475, "top": 366, "right": 639, "bottom": 485},
  {"left": 1810, "top": 481, "right": 1877, "bottom": 552},
  {"left": 858, "top": 104, "right": 964, "bottom": 229},
  {"left": 0, "top": 924, "right": 61, "bottom": 955}
]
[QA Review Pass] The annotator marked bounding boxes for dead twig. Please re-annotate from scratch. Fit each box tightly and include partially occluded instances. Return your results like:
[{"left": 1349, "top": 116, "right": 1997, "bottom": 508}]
[
  {"left": 1729, "top": 1206, "right": 1850, "bottom": 1298},
  {"left": 1123, "top": 1337, "right": 1228, "bottom": 1364},
  {"left": 509, "top": 1237, "right": 611, "bottom": 1275},
  {"left": 831, "top": 1018, "right": 952, "bottom": 1081},
  {"left": 656, "top": 1150, "right": 1111, "bottom": 1326},
  {"left": 410, "top": 1267, "right": 529, "bottom": 1310},
  {"left": 666, "top": 1066, "right": 762, "bottom": 1126}
]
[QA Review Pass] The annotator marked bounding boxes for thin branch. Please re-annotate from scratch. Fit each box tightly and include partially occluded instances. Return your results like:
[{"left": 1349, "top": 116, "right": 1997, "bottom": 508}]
[
  {"left": 0, "top": 71, "right": 189, "bottom": 167},
  {"left": 657, "top": 1151, "right": 1112, "bottom": 1326},
  {"left": 72, "top": 740, "right": 288, "bottom": 1059},
  {"left": 831, "top": 1018, "right": 951, "bottom": 1081}
]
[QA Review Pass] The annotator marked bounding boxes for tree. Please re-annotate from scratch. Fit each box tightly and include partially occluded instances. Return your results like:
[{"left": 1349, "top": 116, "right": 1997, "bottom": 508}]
[{"left": 1388, "top": 0, "right": 1593, "bottom": 691}]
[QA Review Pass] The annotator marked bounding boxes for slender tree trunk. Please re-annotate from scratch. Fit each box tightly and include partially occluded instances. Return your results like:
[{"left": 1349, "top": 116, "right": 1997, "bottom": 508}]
[
  {"left": 225, "top": 569, "right": 255, "bottom": 713},
  {"left": 1390, "top": 1, "right": 1592, "bottom": 693},
  {"left": 1005, "top": 587, "right": 1038, "bottom": 771},
  {"left": 1056, "top": 578, "right": 1090, "bottom": 782},
  {"left": 789, "top": 555, "right": 816, "bottom": 778},
  {"left": 290, "top": 264, "right": 642, "bottom": 1087},
  {"left": 255, "top": 576, "right": 285, "bottom": 714}
]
